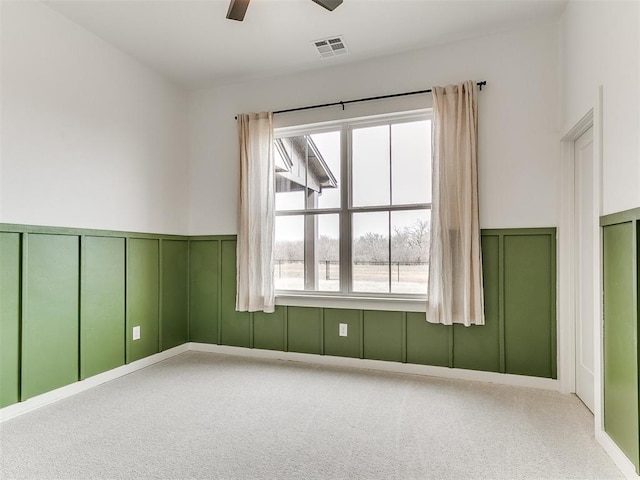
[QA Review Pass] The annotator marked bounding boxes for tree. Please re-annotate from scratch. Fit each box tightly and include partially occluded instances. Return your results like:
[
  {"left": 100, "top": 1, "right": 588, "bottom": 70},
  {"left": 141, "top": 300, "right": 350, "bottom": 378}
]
[
  {"left": 274, "top": 239, "right": 303, "bottom": 261},
  {"left": 353, "top": 232, "right": 387, "bottom": 263},
  {"left": 318, "top": 235, "right": 339, "bottom": 261},
  {"left": 275, "top": 219, "right": 430, "bottom": 264}
]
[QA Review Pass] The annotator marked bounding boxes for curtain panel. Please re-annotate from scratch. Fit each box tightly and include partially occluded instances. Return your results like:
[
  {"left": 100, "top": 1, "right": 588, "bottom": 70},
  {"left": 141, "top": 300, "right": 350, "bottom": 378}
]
[
  {"left": 236, "top": 112, "right": 276, "bottom": 313},
  {"left": 427, "top": 81, "right": 485, "bottom": 326}
]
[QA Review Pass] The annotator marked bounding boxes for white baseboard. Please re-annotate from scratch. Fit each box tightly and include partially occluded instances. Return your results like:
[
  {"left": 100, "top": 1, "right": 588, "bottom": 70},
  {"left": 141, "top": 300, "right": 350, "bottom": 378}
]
[
  {"left": 0, "top": 344, "right": 189, "bottom": 423},
  {"left": 189, "top": 343, "right": 559, "bottom": 391},
  {"left": 0, "top": 342, "right": 562, "bottom": 424},
  {"left": 595, "top": 429, "right": 640, "bottom": 479}
]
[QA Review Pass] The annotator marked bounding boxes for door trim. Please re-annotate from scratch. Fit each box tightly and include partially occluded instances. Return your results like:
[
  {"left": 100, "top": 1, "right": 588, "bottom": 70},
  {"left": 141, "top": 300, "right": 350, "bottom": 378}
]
[{"left": 558, "top": 87, "right": 603, "bottom": 426}]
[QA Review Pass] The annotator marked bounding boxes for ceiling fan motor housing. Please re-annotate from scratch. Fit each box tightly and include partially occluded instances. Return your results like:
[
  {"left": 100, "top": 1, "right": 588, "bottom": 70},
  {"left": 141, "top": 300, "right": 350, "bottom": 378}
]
[{"left": 227, "top": 0, "right": 343, "bottom": 21}]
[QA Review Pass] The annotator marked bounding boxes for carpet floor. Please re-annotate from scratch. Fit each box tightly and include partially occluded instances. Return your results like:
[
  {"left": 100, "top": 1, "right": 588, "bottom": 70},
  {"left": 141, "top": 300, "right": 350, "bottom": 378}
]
[{"left": 0, "top": 351, "right": 624, "bottom": 479}]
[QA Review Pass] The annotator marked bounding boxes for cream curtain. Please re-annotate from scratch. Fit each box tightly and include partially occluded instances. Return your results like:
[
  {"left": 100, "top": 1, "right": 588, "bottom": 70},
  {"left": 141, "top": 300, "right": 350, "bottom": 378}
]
[
  {"left": 236, "top": 112, "right": 275, "bottom": 313},
  {"left": 426, "top": 81, "right": 484, "bottom": 326}
]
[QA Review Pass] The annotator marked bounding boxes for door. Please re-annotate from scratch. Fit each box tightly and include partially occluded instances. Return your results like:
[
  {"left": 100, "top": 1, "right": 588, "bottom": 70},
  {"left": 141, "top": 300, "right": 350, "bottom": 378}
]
[{"left": 575, "top": 126, "right": 595, "bottom": 412}]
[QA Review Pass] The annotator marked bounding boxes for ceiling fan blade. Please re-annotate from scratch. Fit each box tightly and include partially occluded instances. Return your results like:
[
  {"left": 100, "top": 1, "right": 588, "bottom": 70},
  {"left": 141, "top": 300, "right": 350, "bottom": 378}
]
[
  {"left": 311, "top": 0, "right": 343, "bottom": 12},
  {"left": 226, "top": 0, "right": 250, "bottom": 21}
]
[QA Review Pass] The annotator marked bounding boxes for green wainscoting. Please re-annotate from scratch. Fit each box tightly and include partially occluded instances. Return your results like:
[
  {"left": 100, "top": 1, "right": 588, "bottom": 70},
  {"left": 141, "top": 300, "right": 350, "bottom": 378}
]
[
  {"left": 254, "top": 306, "right": 286, "bottom": 351},
  {"left": 453, "top": 234, "right": 500, "bottom": 372},
  {"left": 0, "top": 224, "right": 187, "bottom": 408},
  {"left": 80, "top": 236, "right": 125, "bottom": 380},
  {"left": 601, "top": 207, "right": 640, "bottom": 473},
  {"left": 0, "top": 224, "right": 557, "bottom": 410},
  {"left": 0, "top": 233, "right": 21, "bottom": 407},
  {"left": 363, "top": 311, "right": 404, "bottom": 362},
  {"left": 127, "top": 238, "right": 160, "bottom": 363},
  {"left": 407, "top": 313, "right": 450, "bottom": 367},
  {"left": 161, "top": 240, "right": 189, "bottom": 350},
  {"left": 189, "top": 240, "right": 220, "bottom": 344},
  {"left": 503, "top": 234, "right": 555, "bottom": 378},
  {"left": 287, "top": 307, "right": 323, "bottom": 354},
  {"left": 324, "top": 309, "right": 361, "bottom": 359},
  {"left": 189, "top": 228, "right": 557, "bottom": 380},
  {"left": 219, "top": 239, "right": 251, "bottom": 347},
  {"left": 21, "top": 234, "right": 80, "bottom": 400}
]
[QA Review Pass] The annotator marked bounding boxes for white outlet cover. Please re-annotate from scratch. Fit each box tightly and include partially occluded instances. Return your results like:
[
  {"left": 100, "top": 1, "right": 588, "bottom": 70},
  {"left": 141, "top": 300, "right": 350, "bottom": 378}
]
[
  {"left": 339, "top": 323, "right": 348, "bottom": 337},
  {"left": 132, "top": 326, "right": 141, "bottom": 341}
]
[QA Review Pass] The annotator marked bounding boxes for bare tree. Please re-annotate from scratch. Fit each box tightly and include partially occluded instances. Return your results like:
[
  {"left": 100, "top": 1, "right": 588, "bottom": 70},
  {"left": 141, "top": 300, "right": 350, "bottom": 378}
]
[{"left": 275, "top": 219, "right": 430, "bottom": 264}]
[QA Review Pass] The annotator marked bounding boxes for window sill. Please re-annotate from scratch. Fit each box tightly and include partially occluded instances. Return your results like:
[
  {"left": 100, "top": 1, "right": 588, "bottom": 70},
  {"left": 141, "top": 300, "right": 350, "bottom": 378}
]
[{"left": 275, "top": 294, "right": 426, "bottom": 312}]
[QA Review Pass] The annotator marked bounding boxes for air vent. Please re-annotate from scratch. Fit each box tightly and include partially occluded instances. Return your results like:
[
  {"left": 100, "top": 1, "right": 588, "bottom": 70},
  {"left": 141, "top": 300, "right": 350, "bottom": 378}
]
[{"left": 313, "top": 35, "right": 348, "bottom": 59}]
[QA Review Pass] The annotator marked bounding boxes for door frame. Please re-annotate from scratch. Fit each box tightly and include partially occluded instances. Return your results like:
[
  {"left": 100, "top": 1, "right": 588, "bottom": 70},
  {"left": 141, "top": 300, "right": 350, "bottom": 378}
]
[{"left": 558, "top": 87, "right": 603, "bottom": 421}]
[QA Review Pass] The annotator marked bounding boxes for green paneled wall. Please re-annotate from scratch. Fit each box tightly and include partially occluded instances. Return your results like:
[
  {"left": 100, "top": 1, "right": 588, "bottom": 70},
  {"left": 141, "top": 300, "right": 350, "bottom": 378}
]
[
  {"left": 220, "top": 240, "right": 251, "bottom": 347},
  {"left": 127, "top": 238, "right": 160, "bottom": 363},
  {"left": 0, "top": 225, "right": 557, "bottom": 410},
  {"left": 0, "top": 224, "right": 189, "bottom": 409},
  {"left": 254, "top": 306, "right": 286, "bottom": 351},
  {"left": 407, "top": 313, "right": 449, "bottom": 367},
  {"left": 189, "top": 240, "right": 219, "bottom": 344},
  {"left": 363, "top": 311, "right": 403, "bottom": 362},
  {"left": 504, "top": 234, "right": 555, "bottom": 378},
  {"left": 188, "top": 228, "right": 557, "bottom": 380},
  {"left": 602, "top": 219, "right": 639, "bottom": 471},
  {"left": 288, "top": 307, "right": 322, "bottom": 354},
  {"left": 161, "top": 240, "right": 189, "bottom": 350},
  {"left": 453, "top": 234, "right": 500, "bottom": 372},
  {"left": 22, "top": 234, "right": 79, "bottom": 400},
  {"left": 0, "top": 233, "right": 21, "bottom": 407},
  {"left": 324, "top": 309, "right": 361, "bottom": 359},
  {"left": 81, "top": 236, "right": 125, "bottom": 380}
]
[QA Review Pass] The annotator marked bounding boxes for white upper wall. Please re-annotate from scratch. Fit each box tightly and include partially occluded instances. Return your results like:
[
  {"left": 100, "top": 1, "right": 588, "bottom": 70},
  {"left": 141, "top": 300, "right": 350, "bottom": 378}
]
[
  {"left": 189, "top": 20, "right": 560, "bottom": 235},
  {"left": 0, "top": 1, "right": 189, "bottom": 234},
  {"left": 561, "top": 0, "right": 640, "bottom": 215}
]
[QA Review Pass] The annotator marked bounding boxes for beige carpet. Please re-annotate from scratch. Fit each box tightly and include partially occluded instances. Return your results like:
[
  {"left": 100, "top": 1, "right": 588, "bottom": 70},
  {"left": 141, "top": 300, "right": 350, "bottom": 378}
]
[{"left": 0, "top": 351, "right": 624, "bottom": 479}]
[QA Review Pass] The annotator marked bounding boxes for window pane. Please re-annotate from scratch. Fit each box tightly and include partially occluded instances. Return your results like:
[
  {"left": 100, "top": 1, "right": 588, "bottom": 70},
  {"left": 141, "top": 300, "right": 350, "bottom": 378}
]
[
  {"left": 392, "top": 120, "right": 431, "bottom": 205},
  {"left": 275, "top": 214, "right": 339, "bottom": 292},
  {"left": 309, "top": 131, "right": 340, "bottom": 209},
  {"left": 275, "top": 132, "right": 341, "bottom": 211},
  {"left": 274, "top": 216, "right": 304, "bottom": 290},
  {"left": 275, "top": 190, "right": 305, "bottom": 211},
  {"left": 352, "top": 211, "right": 389, "bottom": 293},
  {"left": 316, "top": 214, "right": 340, "bottom": 292},
  {"left": 352, "top": 125, "right": 390, "bottom": 207},
  {"left": 391, "top": 210, "right": 430, "bottom": 294}
]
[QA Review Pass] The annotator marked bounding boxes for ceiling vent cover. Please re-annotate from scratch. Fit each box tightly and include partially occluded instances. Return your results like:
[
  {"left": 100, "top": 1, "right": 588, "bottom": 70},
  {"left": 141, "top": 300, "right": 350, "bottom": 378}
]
[{"left": 313, "top": 36, "right": 348, "bottom": 59}]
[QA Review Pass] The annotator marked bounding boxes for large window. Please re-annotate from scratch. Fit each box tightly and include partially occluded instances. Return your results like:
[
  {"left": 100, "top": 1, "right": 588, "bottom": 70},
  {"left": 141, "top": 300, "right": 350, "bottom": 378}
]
[{"left": 274, "top": 112, "right": 431, "bottom": 297}]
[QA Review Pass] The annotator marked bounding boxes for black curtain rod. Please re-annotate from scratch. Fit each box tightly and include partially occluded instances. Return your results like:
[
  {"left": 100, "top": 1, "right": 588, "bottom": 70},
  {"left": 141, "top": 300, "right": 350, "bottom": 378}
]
[{"left": 234, "top": 81, "right": 486, "bottom": 119}]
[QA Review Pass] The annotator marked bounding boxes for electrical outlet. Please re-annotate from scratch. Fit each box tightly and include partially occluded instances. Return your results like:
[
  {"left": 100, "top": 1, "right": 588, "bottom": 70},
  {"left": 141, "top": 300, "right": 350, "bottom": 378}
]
[
  {"left": 339, "top": 323, "right": 348, "bottom": 337},
  {"left": 132, "top": 326, "right": 141, "bottom": 341}
]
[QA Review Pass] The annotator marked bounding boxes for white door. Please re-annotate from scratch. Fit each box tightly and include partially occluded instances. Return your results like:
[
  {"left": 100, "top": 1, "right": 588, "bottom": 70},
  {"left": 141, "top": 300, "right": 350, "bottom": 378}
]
[{"left": 575, "top": 126, "right": 595, "bottom": 412}]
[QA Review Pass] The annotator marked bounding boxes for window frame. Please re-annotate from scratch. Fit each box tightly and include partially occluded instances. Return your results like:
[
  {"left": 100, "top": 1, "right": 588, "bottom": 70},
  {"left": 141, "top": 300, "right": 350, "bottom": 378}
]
[{"left": 274, "top": 109, "right": 432, "bottom": 306}]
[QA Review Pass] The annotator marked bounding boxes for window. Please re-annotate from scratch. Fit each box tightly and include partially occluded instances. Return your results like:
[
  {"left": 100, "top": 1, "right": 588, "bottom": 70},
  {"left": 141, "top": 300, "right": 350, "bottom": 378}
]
[{"left": 274, "top": 112, "right": 431, "bottom": 298}]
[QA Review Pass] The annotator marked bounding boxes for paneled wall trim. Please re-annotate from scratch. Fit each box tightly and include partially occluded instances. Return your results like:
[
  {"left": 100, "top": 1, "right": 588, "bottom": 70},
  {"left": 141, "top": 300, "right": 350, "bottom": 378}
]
[
  {"left": 0, "top": 224, "right": 189, "bottom": 409},
  {"left": 600, "top": 207, "right": 640, "bottom": 473},
  {"left": 0, "top": 224, "right": 556, "bottom": 411},
  {"left": 189, "top": 228, "right": 557, "bottom": 379}
]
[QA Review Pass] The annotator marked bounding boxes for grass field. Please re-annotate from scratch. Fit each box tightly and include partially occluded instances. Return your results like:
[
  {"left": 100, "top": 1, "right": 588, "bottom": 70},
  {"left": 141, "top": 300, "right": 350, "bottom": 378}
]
[{"left": 274, "top": 261, "right": 428, "bottom": 294}]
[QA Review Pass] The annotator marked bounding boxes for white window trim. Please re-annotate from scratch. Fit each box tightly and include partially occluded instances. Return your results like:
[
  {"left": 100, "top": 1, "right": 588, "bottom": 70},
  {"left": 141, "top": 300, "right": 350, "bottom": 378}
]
[
  {"left": 274, "top": 109, "right": 432, "bottom": 309},
  {"left": 275, "top": 294, "right": 427, "bottom": 312}
]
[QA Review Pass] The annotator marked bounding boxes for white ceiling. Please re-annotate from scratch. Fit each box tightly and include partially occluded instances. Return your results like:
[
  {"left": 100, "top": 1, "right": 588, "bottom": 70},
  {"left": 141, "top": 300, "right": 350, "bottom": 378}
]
[{"left": 44, "top": 0, "right": 567, "bottom": 89}]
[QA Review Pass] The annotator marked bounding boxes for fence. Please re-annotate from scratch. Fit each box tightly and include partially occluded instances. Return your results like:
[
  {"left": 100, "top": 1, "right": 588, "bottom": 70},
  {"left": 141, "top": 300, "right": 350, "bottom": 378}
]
[{"left": 275, "top": 260, "right": 428, "bottom": 282}]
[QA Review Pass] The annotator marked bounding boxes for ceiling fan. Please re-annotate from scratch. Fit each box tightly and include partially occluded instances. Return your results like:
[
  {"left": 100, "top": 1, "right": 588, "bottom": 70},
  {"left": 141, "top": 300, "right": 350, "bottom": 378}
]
[{"left": 226, "top": 0, "right": 343, "bottom": 22}]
